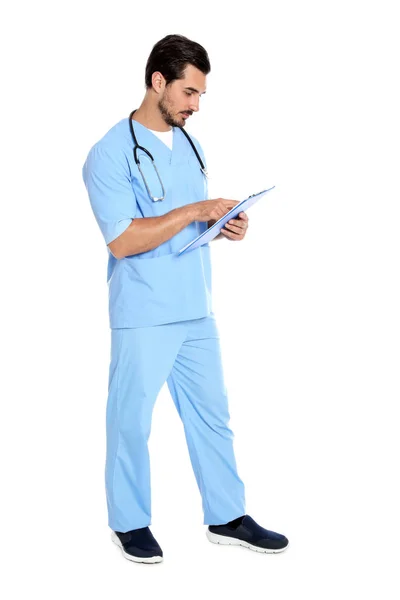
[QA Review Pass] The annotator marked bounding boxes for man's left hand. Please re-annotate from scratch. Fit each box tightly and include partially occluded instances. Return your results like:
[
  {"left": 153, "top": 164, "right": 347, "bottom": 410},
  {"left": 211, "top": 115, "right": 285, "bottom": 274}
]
[{"left": 220, "top": 212, "right": 249, "bottom": 241}]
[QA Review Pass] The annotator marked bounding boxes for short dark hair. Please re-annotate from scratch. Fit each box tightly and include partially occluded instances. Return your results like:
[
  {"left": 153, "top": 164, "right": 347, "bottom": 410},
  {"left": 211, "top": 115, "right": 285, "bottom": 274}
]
[{"left": 145, "top": 34, "right": 211, "bottom": 89}]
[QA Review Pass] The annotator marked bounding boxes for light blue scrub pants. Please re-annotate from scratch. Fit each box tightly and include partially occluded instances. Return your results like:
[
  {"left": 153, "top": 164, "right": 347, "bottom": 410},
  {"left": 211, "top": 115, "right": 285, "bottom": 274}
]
[{"left": 105, "top": 315, "right": 246, "bottom": 533}]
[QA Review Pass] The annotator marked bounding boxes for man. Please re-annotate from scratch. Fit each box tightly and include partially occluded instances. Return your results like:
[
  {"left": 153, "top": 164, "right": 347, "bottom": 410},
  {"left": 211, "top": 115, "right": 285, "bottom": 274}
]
[{"left": 82, "top": 34, "right": 288, "bottom": 564}]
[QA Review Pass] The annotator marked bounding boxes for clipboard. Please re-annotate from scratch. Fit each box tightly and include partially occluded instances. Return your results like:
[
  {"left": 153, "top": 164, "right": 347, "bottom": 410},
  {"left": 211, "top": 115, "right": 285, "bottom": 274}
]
[{"left": 178, "top": 186, "right": 275, "bottom": 255}]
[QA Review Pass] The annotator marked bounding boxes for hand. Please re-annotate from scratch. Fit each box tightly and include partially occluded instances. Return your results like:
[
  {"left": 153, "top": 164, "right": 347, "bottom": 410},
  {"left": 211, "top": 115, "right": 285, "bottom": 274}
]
[
  {"left": 220, "top": 212, "right": 249, "bottom": 241},
  {"left": 192, "top": 198, "right": 240, "bottom": 223}
]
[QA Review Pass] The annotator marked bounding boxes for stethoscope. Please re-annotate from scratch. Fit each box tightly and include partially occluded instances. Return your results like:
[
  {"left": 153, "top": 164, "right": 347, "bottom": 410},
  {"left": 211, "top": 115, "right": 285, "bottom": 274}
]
[{"left": 129, "top": 109, "right": 208, "bottom": 202}]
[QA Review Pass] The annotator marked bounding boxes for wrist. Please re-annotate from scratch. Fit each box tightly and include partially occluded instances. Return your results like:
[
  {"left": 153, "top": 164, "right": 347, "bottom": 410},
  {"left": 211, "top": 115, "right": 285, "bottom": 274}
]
[{"left": 186, "top": 203, "right": 199, "bottom": 223}]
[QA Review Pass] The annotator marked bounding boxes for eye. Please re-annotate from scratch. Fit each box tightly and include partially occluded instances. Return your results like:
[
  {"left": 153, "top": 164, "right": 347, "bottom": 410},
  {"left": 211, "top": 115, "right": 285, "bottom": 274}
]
[{"left": 185, "top": 91, "right": 192, "bottom": 96}]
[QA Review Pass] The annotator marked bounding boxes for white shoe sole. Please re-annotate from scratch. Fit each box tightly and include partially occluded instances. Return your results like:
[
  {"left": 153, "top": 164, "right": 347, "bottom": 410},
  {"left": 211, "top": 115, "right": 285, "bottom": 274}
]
[
  {"left": 206, "top": 529, "right": 289, "bottom": 554},
  {"left": 111, "top": 531, "right": 163, "bottom": 563}
]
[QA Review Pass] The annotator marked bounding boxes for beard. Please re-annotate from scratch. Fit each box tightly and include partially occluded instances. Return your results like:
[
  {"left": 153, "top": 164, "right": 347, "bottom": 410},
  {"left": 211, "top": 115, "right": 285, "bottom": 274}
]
[{"left": 158, "top": 94, "right": 184, "bottom": 128}]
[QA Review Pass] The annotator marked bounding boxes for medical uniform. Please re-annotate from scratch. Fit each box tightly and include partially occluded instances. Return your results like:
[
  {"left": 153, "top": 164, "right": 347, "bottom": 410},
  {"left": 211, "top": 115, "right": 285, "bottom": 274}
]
[{"left": 82, "top": 117, "right": 246, "bottom": 532}]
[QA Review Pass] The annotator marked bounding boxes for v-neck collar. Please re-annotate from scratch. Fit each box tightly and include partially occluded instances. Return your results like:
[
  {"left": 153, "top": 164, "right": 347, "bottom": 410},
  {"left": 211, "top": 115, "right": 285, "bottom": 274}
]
[
  {"left": 124, "top": 117, "right": 193, "bottom": 167},
  {"left": 148, "top": 127, "right": 173, "bottom": 150},
  {"left": 128, "top": 118, "right": 176, "bottom": 157}
]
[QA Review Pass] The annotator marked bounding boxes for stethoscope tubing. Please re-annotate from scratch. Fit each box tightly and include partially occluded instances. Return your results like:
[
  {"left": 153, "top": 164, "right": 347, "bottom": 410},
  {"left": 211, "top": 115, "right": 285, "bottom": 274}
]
[{"left": 129, "top": 109, "right": 208, "bottom": 177}]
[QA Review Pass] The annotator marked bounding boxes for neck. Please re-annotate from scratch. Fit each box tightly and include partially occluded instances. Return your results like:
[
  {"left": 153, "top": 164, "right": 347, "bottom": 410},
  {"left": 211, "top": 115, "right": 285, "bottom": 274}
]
[{"left": 131, "top": 97, "right": 172, "bottom": 132}]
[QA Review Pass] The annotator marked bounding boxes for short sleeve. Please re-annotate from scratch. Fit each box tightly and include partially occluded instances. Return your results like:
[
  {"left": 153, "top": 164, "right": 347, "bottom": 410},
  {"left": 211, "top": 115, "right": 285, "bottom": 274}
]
[{"left": 82, "top": 144, "right": 137, "bottom": 245}]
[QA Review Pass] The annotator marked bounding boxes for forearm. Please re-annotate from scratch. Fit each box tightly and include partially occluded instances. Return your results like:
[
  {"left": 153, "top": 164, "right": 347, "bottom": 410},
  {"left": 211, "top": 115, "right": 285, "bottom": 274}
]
[{"left": 110, "top": 205, "right": 197, "bottom": 258}]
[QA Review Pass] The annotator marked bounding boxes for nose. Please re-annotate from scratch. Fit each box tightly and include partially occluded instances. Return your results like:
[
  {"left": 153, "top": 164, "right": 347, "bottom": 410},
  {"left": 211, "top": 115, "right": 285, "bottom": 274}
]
[{"left": 189, "top": 98, "right": 200, "bottom": 112}]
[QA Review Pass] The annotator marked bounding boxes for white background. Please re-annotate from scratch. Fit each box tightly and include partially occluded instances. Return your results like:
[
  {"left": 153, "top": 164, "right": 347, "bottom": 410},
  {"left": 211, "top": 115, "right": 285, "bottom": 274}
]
[{"left": 1, "top": 0, "right": 399, "bottom": 598}]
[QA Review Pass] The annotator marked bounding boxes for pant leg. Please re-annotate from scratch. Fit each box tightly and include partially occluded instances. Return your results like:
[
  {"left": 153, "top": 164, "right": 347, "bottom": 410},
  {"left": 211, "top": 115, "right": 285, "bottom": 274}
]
[
  {"left": 106, "top": 323, "right": 186, "bottom": 532},
  {"left": 167, "top": 315, "right": 246, "bottom": 525}
]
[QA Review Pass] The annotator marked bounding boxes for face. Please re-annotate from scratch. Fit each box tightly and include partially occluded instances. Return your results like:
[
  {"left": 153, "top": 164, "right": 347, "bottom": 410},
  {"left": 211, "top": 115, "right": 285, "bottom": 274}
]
[{"left": 157, "top": 64, "right": 207, "bottom": 127}]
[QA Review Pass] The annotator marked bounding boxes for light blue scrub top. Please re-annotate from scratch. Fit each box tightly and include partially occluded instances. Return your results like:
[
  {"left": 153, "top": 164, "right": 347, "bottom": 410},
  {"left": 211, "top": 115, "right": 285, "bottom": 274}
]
[{"left": 82, "top": 118, "right": 213, "bottom": 329}]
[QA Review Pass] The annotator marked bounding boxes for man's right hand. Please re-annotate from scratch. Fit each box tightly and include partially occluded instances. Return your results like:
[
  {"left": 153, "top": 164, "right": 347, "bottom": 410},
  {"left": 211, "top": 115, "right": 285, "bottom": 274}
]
[
  {"left": 108, "top": 198, "right": 240, "bottom": 259},
  {"left": 191, "top": 199, "right": 240, "bottom": 223}
]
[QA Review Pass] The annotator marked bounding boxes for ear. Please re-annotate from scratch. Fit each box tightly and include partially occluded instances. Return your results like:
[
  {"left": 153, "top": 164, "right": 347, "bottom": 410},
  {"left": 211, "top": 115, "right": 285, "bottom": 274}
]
[{"left": 151, "top": 71, "right": 165, "bottom": 94}]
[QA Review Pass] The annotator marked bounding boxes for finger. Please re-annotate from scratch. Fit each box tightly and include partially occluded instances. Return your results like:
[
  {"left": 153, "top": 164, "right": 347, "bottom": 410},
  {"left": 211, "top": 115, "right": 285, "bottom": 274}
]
[
  {"left": 224, "top": 201, "right": 240, "bottom": 210},
  {"left": 238, "top": 212, "right": 248, "bottom": 221},
  {"left": 224, "top": 222, "right": 245, "bottom": 234},
  {"left": 227, "top": 218, "right": 248, "bottom": 229},
  {"left": 228, "top": 218, "right": 247, "bottom": 227},
  {"left": 221, "top": 227, "right": 244, "bottom": 240},
  {"left": 220, "top": 228, "right": 237, "bottom": 240}
]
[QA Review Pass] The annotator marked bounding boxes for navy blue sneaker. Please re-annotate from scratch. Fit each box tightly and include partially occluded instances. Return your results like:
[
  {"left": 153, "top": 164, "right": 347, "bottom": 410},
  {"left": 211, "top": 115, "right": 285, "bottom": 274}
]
[
  {"left": 207, "top": 515, "right": 289, "bottom": 554},
  {"left": 111, "top": 527, "right": 163, "bottom": 563}
]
